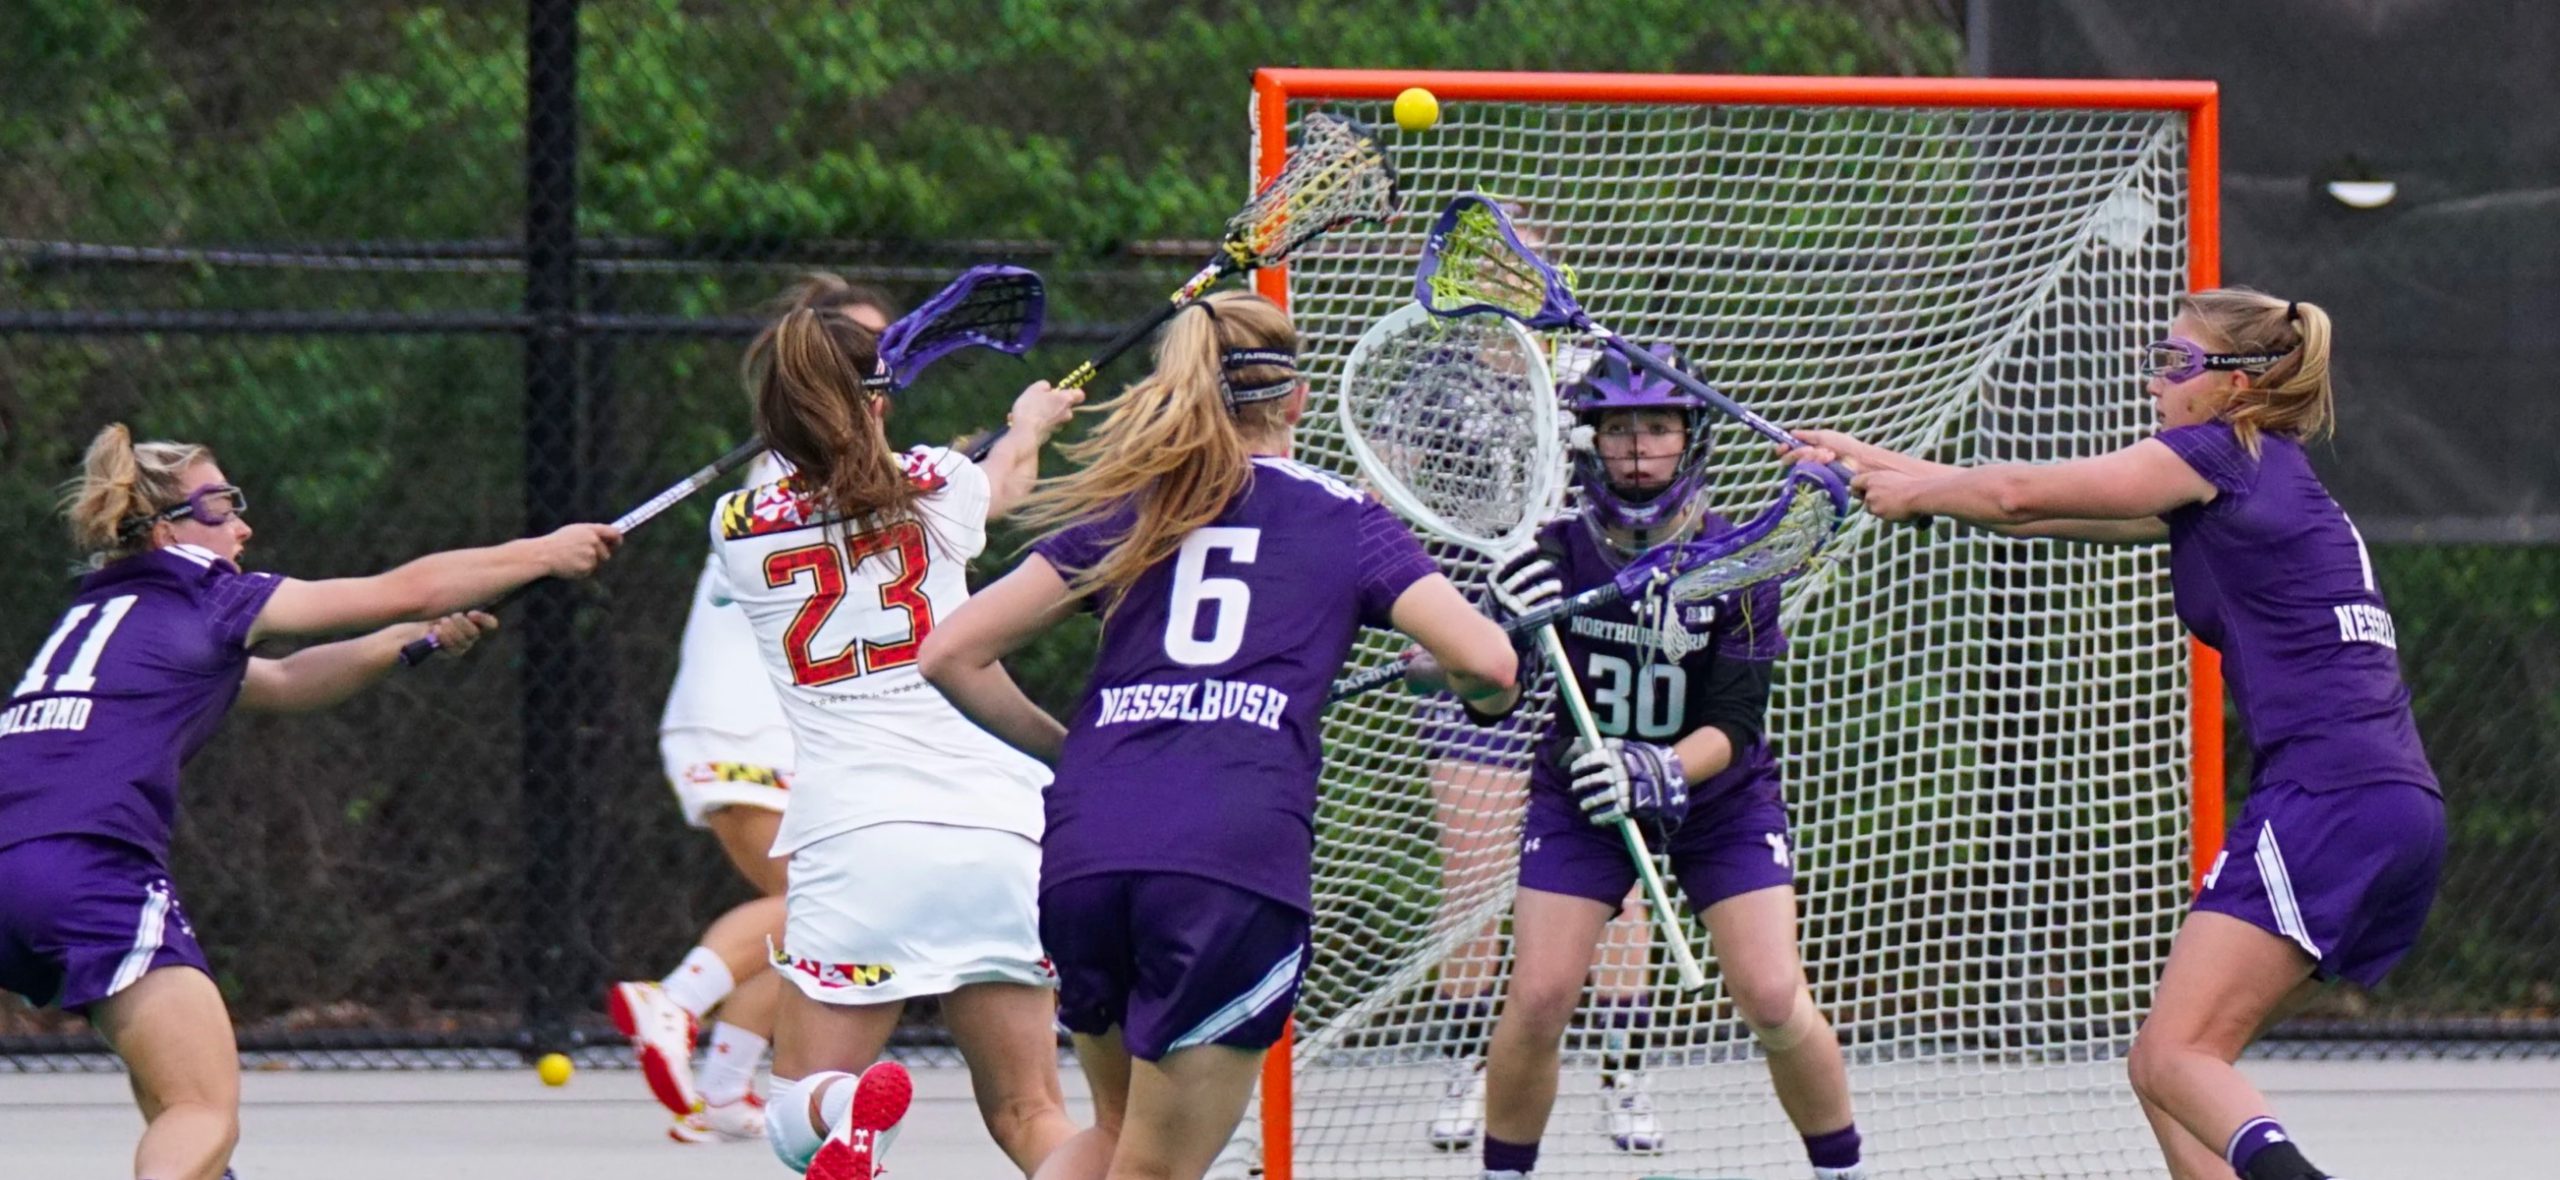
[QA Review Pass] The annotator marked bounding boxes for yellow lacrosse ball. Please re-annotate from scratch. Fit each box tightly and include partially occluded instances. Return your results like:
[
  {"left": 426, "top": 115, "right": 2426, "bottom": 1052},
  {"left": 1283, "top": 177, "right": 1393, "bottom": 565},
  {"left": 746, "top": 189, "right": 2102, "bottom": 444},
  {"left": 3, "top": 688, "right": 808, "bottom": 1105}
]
[
  {"left": 1394, "top": 87, "right": 1440, "bottom": 132},
  {"left": 536, "top": 1052, "right": 574, "bottom": 1087}
]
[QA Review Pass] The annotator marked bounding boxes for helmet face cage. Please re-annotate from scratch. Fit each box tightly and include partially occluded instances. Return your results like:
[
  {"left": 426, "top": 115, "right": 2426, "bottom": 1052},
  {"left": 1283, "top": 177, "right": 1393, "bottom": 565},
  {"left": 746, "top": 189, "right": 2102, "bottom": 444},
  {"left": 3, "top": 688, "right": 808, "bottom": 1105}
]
[{"left": 1565, "top": 345, "right": 1715, "bottom": 532}]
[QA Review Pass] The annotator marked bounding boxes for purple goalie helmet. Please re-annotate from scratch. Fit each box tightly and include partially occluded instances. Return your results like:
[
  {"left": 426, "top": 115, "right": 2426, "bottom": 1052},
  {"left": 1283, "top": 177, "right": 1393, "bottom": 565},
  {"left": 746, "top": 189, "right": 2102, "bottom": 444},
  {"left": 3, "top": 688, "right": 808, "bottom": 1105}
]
[{"left": 1566, "top": 344, "right": 1715, "bottom": 532}]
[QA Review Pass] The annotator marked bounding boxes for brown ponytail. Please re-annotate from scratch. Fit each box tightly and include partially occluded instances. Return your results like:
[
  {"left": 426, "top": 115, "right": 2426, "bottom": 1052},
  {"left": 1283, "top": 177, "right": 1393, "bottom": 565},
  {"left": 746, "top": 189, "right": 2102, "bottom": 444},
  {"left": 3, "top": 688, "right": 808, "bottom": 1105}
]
[
  {"left": 1017, "top": 290, "right": 1299, "bottom": 606},
  {"left": 60, "top": 424, "right": 214, "bottom": 562},
  {"left": 767, "top": 271, "right": 899, "bottom": 325},
  {"left": 2182, "top": 287, "right": 2336, "bottom": 454},
  {"left": 743, "top": 308, "right": 920, "bottom": 533}
]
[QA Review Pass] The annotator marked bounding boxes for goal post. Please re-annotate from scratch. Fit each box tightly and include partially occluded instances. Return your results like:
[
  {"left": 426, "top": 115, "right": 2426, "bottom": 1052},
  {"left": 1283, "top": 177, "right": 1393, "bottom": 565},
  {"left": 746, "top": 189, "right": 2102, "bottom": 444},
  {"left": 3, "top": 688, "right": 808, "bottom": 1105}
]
[{"left": 1244, "top": 69, "right": 2224, "bottom": 1180}]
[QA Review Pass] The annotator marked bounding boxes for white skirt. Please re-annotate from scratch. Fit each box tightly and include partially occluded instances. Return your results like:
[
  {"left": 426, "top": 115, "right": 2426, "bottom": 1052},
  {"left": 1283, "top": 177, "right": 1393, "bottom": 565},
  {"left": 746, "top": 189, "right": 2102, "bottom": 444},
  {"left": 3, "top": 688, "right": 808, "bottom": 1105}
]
[{"left": 772, "top": 821, "right": 1052, "bottom": 1004}]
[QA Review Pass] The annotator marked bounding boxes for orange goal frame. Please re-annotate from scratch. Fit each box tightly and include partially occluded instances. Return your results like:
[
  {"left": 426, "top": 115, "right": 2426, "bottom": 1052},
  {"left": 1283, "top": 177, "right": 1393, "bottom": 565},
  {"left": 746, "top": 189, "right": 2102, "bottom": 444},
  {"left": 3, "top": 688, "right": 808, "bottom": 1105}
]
[{"left": 1246, "top": 67, "right": 2225, "bottom": 1180}]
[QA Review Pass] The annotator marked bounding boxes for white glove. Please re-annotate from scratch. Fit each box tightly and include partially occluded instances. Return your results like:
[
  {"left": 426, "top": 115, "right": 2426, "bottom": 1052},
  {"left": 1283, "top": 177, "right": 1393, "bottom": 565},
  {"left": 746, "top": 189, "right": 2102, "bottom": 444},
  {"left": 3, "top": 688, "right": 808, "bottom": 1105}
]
[
  {"left": 1565, "top": 737, "right": 1690, "bottom": 829},
  {"left": 1488, "top": 538, "right": 1561, "bottom": 619}
]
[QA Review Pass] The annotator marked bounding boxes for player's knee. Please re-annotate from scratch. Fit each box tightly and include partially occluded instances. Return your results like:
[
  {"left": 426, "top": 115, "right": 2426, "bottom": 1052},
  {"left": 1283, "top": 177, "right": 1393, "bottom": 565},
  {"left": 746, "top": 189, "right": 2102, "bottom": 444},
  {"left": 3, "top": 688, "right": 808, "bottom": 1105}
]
[
  {"left": 1731, "top": 977, "right": 1804, "bottom": 1033},
  {"left": 766, "top": 1071, "right": 853, "bottom": 1172},
  {"left": 977, "top": 1089, "right": 1069, "bottom": 1157},
  {"left": 1744, "top": 987, "right": 1823, "bottom": 1055},
  {"left": 2125, "top": 1032, "right": 2181, "bottom": 1104},
  {"left": 1500, "top": 975, "right": 1582, "bottom": 1040}
]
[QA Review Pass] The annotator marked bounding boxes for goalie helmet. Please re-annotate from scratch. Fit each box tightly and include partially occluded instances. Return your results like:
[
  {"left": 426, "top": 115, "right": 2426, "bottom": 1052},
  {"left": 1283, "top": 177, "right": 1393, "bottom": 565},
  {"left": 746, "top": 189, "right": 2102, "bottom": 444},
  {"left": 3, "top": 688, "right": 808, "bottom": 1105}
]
[{"left": 1565, "top": 344, "right": 1714, "bottom": 534}]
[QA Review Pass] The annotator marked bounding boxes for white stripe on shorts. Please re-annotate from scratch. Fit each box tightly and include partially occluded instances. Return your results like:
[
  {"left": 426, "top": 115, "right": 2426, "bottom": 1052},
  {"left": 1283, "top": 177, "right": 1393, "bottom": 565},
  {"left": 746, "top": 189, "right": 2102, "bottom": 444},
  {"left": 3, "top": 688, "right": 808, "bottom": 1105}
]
[
  {"left": 2253, "top": 822, "right": 2323, "bottom": 959},
  {"left": 107, "top": 882, "right": 173, "bottom": 997},
  {"left": 1166, "top": 943, "right": 1305, "bottom": 1054}
]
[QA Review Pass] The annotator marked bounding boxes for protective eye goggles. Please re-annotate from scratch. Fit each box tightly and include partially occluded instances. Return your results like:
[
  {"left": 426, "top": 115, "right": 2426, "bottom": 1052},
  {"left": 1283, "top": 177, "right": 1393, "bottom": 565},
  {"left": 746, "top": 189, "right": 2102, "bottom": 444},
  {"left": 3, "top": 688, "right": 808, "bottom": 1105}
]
[
  {"left": 2142, "top": 338, "right": 2289, "bottom": 383},
  {"left": 157, "top": 483, "right": 249, "bottom": 527}
]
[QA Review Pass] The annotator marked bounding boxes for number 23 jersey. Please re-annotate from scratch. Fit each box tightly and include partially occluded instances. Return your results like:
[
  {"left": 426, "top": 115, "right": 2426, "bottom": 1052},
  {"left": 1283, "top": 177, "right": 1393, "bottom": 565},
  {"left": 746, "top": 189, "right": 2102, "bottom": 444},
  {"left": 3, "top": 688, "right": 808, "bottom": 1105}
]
[{"left": 708, "top": 446, "right": 1049, "bottom": 855}]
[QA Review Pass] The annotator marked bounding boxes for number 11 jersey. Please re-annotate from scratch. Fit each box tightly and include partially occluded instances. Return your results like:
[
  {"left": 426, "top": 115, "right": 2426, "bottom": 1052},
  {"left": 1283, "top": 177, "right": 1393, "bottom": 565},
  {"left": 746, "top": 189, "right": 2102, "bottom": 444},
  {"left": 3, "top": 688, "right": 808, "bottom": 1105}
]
[{"left": 708, "top": 445, "right": 1049, "bottom": 855}]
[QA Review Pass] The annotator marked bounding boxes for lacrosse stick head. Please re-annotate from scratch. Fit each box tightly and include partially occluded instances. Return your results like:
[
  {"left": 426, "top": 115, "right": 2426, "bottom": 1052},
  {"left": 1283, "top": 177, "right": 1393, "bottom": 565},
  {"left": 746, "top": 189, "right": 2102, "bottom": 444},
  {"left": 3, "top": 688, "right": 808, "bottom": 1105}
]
[
  {"left": 871, "top": 264, "right": 1046, "bottom": 393},
  {"left": 1610, "top": 462, "right": 1850, "bottom": 654},
  {"left": 1224, "top": 111, "right": 1400, "bottom": 273},
  {"left": 1339, "top": 301, "right": 1563, "bottom": 553},
  {"left": 1564, "top": 343, "right": 1719, "bottom": 534},
  {"left": 1414, "top": 193, "right": 1587, "bottom": 331}
]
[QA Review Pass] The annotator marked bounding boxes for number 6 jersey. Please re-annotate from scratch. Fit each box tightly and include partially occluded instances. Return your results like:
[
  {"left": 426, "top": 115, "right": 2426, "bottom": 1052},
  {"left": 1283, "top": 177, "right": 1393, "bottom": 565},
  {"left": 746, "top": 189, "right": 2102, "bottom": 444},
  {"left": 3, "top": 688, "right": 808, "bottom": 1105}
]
[
  {"left": 709, "top": 445, "right": 1049, "bottom": 855},
  {"left": 1029, "top": 457, "right": 1440, "bottom": 913}
]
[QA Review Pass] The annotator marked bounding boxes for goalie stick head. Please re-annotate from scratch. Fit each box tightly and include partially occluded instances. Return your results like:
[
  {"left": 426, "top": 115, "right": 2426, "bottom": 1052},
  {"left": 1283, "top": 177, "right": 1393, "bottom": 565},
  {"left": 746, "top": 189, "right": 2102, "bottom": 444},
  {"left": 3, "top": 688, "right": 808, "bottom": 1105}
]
[
  {"left": 1337, "top": 301, "right": 1562, "bottom": 554},
  {"left": 871, "top": 264, "right": 1046, "bottom": 393},
  {"left": 1564, "top": 343, "right": 1719, "bottom": 535}
]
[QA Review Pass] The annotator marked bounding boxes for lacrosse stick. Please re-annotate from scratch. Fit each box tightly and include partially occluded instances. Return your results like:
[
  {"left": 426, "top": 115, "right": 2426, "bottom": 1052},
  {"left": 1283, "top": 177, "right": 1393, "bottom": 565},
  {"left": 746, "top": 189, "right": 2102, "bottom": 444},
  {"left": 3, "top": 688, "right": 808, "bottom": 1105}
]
[
  {"left": 1336, "top": 300, "right": 1714, "bottom": 991},
  {"left": 399, "top": 264, "right": 1047, "bottom": 666},
  {"left": 1331, "top": 461, "right": 1852, "bottom": 701},
  {"left": 1414, "top": 194, "right": 1925, "bottom": 527},
  {"left": 961, "top": 111, "right": 1397, "bottom": 461}
]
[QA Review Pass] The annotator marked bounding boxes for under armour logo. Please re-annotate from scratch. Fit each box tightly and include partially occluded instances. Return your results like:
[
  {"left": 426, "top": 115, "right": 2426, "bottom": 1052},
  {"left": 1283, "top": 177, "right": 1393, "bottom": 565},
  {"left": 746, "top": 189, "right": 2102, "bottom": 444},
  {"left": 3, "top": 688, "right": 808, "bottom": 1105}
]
[{"left": 1765, "top": 832, "right": 1790, "bottom": 867}]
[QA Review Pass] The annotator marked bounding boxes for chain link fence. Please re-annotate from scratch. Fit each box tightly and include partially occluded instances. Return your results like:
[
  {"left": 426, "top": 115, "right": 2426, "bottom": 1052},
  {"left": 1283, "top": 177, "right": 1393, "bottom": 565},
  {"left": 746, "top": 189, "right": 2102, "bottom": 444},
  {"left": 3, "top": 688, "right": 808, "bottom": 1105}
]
[{"left": 4, "top": 2, "right": 2547, "bottom": 1070}]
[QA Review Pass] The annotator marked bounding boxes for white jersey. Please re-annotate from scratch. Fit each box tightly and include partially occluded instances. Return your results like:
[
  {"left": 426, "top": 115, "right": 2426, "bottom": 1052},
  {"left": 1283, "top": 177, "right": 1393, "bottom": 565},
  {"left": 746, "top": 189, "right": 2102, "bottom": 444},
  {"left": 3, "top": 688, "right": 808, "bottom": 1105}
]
[
  {"left": 661, "top": 452, "right": 795, "bottom": 744},
  {"left": 707, "top": 445, "right": 1049, "bottom": 855}
]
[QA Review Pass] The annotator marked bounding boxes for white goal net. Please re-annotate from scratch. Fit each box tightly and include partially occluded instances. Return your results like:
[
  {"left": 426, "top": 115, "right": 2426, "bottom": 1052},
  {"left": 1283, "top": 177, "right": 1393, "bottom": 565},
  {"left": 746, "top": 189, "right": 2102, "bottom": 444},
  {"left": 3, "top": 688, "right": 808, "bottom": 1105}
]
[{"left": 1240, "top": 77, "right": 2201, "bottom": 1180}]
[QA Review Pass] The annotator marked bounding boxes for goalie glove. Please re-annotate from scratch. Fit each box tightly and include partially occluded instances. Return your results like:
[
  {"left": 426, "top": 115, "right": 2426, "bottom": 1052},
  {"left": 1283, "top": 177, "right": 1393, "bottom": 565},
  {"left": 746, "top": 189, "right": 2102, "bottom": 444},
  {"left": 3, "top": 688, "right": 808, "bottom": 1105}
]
[
  {"left": 1566, "top": 737, "right": 1689, "bottom": 830},
  {"left": 1488, "top": 536, "right": 1562, "bottom": 619}
]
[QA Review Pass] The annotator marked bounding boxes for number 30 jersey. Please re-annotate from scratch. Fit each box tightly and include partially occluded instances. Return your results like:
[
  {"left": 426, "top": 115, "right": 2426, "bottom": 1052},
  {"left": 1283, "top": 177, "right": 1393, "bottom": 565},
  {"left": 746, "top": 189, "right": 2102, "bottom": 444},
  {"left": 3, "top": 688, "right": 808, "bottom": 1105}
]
[
  {"left": 1527, "top": 513, "right": 1788, "bottom": 810},
  {"left": 708, "top": 446, "right": 1049, "bottom": 855},
  {"left": 1030, "top": 458, "right": 1440, "bottom": 913}
]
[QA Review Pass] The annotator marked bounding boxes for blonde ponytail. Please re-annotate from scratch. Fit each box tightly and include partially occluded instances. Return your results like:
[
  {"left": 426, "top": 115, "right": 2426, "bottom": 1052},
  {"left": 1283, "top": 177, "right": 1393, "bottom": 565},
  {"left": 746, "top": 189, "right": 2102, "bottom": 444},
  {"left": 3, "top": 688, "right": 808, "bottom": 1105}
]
[
  {"left": 2182, "top": 287, "right": 2336, "bottom": 453},
  {"left": 1018, "top": 291, "right": 1299, "bottom": 606},
  {"left": 60, "top": 424, "right": 213, "bottom": 561}
]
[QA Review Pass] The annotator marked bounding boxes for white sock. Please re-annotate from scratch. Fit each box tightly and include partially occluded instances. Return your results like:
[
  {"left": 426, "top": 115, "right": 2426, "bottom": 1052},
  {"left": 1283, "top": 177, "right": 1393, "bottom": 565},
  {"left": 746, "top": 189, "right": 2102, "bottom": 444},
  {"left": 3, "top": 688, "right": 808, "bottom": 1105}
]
[
  {"left": 698, "top": 1022, "right": 768, "bottom": 1106},
  {"left": 660, "top": 947, "right": 735, "bottom": 1018},
  {"left": 1485, "top": 1171, "right": 1527, "bottom": 1180}
]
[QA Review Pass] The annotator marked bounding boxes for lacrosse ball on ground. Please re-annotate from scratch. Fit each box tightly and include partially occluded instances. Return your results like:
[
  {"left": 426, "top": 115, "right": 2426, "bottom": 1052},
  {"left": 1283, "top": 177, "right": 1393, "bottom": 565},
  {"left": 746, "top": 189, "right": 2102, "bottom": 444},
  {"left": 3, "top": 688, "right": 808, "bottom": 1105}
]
[
  {"left": 536, "top": 1052, "right": 573, "bottom": 1086},
  {"left": 1395, "top": 87, "right": 1440, "bottom": 131}
]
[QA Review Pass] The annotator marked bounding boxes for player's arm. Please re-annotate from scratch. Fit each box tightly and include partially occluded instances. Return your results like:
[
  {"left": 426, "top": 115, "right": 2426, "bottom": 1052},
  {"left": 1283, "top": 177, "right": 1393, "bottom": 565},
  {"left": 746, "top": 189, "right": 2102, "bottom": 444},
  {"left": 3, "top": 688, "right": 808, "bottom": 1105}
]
[
  {"left": 917, "top": 553, "right": 1081, "bottom": 762},
  {"left": 981, "top": 380, "right": 1085, "bottom": 521},
  {"left": 1852, "top": 439, "right": 2213, "bottom": 531},
  {"left": 1782, "top": 430, "right": 2171, "bottom": 543},
  {"left": 1390, "top": 574, "right": 1520, "bottom": 719},
  {"left": 248, "top": 525, "right": 619, "bottom": 646},
  {"left": 1666, "top": 655, "right": 1773, "bottom": 784},
  {"left": 239, "top": 612, "right": 498, "bottom": 712}
]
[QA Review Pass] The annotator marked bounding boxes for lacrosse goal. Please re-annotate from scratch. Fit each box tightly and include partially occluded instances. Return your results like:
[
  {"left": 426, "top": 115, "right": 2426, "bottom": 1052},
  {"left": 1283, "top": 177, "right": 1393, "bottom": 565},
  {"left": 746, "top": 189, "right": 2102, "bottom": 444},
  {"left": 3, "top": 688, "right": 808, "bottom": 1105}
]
[{"left": 1239, "top": 69, "right": 2224, "bottom": 1180}]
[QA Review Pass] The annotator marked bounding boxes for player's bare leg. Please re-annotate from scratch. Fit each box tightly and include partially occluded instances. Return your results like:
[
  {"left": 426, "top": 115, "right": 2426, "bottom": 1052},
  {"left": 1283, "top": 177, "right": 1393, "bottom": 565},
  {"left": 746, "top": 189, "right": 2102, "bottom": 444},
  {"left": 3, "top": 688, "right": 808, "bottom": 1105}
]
[
  {"left": 1702, "top": 886, "right": 1856, "bottom": 1147},
  {"left": 1589, "top": 890, "right": 1663, "bottom": 1152},
  {"left": 616, "top": 803, "right": 787, "bottom": 1132},
  {"left": 1481, "top": 889, "right": 1614, "bottom": 1155},
  {"left": 766, "top": 989, "right": 909, "bottom": 1174},
  {"left": 1033, "top": 1029, "right": 1131, "bottom": 1180},
  {"left": 2129, "top": 912, "right": 2325, "bottom": 1179},
  {"left": 943, "top": 981, "right": 1081, "bottom": 1174},
  {"left": 1105, "top": 1043, "right": 1264, "bottom": 1180},
  {"left": 1426, "top": 758, "right": 1520, "bottom": 1150},
  {"left": 92, "top": 967, "right": 239, "bottom": 1180}
]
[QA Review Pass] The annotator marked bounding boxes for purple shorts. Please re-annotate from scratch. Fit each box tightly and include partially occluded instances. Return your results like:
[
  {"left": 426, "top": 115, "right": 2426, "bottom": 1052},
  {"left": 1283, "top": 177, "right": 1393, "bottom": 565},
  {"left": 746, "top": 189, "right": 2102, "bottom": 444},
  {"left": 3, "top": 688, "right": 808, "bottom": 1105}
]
[
  {"left": 2193, "top": 779, "right": 2444, "bottom": 988},
  {"left": 1519, "top": 788, "right": 1794, "bottom": 911},
  {"left": 0, "top": 835, "right": 211, "bottom": 1013},
  {"left": 1040, "top": 872, "right": 1308, "bottom": 1062}
]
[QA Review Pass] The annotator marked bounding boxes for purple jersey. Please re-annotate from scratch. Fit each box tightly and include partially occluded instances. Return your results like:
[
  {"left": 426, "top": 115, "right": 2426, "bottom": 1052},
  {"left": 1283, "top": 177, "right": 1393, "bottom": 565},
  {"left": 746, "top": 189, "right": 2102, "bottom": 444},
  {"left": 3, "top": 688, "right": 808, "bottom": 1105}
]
[
  {"left": 1031, "top": 457, "right": 1439, "bottom": 912},
  {"left": 2157, "top": 422, "right": 2437, "bottom": 795},
  {"left": 1528, "top": 514, "right": 1787, "bottom": 805},
  {"left": 0, "top": 545, "right": 282, "bottom": 862}
]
